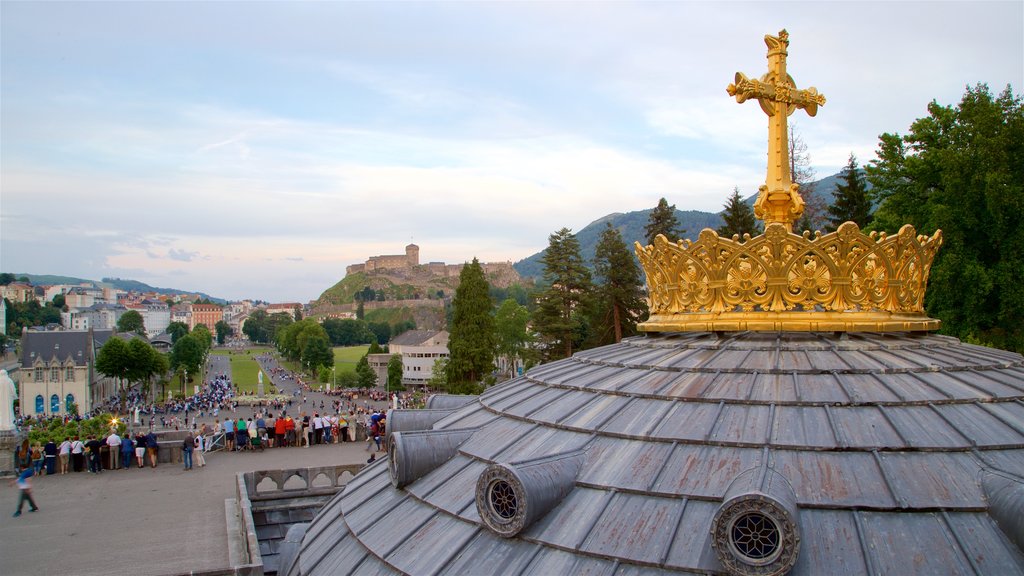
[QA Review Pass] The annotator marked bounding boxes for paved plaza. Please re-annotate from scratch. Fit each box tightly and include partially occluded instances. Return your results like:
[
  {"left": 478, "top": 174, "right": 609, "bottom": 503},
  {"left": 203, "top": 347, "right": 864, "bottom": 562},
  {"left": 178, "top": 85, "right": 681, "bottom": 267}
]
[
  {"left": 2, "top": 351, "right": 392, "bottom": 576},
  {"left": 0, "top": 438, "right": 376, "bottom": 576}
]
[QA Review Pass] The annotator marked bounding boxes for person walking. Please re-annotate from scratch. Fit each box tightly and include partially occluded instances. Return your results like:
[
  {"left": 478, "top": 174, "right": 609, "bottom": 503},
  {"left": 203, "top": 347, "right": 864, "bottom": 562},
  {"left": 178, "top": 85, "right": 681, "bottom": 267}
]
[
  {"left": 193, "top": 434, "right": 206, "bottom": 468},
  {"left": 10, "top": 466, "right": 39, "bottom": 517},
  {"left": 182, "top": 435, "right": 194, "bottom": 471}
]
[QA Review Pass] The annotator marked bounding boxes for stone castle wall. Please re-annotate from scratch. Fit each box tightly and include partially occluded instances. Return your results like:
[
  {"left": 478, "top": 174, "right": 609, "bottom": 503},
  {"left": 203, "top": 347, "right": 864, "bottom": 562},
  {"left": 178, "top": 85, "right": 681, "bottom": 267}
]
[{"left": 344, "top": 245, "right": 516, "bottom": 283}]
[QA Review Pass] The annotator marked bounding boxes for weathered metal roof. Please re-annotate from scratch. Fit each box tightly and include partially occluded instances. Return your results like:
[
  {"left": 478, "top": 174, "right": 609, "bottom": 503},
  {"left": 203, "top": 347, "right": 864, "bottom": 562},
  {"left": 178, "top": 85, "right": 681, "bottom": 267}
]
[{"left": 289, "top": 332, "right": 1024, "bottom": 575}]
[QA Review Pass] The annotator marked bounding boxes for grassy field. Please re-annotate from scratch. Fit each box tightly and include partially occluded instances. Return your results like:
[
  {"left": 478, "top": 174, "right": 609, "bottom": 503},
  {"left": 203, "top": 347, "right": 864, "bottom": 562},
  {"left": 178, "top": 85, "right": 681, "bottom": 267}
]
[
  {"left": 211, "top": 349, "right": 273, "bottom": 394},
  {"left": 211, "top": 346, "right": 369, "bottom": 390},
  {"left": 334, "top": 345, "right": 370, "bottom": 374}
]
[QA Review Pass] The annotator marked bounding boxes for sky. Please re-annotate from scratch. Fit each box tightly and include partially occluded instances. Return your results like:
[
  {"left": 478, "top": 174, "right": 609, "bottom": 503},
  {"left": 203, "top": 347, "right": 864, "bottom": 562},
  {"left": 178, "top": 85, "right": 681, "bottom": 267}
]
[{"left": 2, "top": 1, "right": 1021, "bottom": 303}]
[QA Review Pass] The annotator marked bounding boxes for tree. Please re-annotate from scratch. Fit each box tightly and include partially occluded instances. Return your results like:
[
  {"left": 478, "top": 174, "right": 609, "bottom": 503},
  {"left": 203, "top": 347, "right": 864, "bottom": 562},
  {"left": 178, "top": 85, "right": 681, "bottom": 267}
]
[
  {"left": 97, "top": 335, "right": 167, "bottom": 404},
  {"left": 589, "top": 223, "right": 649, "bottom": 346},
  {"left": 494, "top": 298, "right": 532, "bottom": 379},
  {"left": 214, "top": 320, "right": 232, "bottom": 345},
  {"left": 166, "top": 321, "right": 189, "bottom": 344},
  {"left": 789, "top": 123, "right": 828, "bottom": 234},
  {"left": 276, "top": 319, "right": 328, "bottom": 362},
  {"left": 170, "top": 334, "right": 204, "bottom": 379},
  {"left": 717, "top": 188, "right": 760, "bottom": 238},
  {"left": 322, "top": 318, "right": 374, "bottom": 346},
  {"left": 826, "top": 154, "right": 873, "bottom": 231},
  {"left": 355, "top": 355, "right": 377, "bottom": 389},
  {"left": 368, "top": 341, "right": 384, "bottom": 355},
  {"left": 386, "top": 354, "right": 404, "bottom": 392},
  {"left": 242, "top": 310, "right": 293, "bottom": 344},
  {"left": 96, "top": 337, "right": 131, "bottom": 390},
  {"left": 367, "top": 322, "right": 391, "bottom": 345},
  {"left": 336, "top": 371, "right": 359, "bottom": 389},
  {"left": 644, "top": 197, "right": 684, "bottom": 245},
  {"left": 302, "top": 335, "right": 334, "bottom": 373},
  {"left": 191, "top": 324, "right": 213, "bottom": 354},
  {"left": 116, "top": 310, "right": 146, "bottom": 335},
  {"left": 866, "top": 84, "right": 1024, "bottom": 352},
  {"left": 126, "top": 337, "right": 168, "bottom": 401},
  {"left": 0, "top": 273, "right": 15, "bottom": 285},
  {"left": 446, "top": 258, "right": 496, "bottom": 388},
  {"left": 533, "top": 228, "right": 593, "bottom": 361},
  {"left": 427, "top": 358, "right": 448, "bottom": 390}
]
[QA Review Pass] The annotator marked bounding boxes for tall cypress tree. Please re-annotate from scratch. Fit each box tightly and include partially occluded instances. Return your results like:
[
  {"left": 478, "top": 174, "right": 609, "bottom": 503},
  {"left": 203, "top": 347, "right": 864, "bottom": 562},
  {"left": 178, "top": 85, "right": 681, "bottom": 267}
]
[
  {"left": 446, "top": 258, "right": 495, "bottom": 388},
  {"left": 590, "top": 223, "right": 649, "bottom": 345},
  {"left": 533, "top": 228, "right": 593, "bottom": 361},
  {"left": 644, "top": 198, "right": 685, "bottom": 244},
  {"left": 827, "top": 154, "right": 873, "bottom": 231},
  {"left": 717, "top": 187, "right": 760, "bottom": 238}
]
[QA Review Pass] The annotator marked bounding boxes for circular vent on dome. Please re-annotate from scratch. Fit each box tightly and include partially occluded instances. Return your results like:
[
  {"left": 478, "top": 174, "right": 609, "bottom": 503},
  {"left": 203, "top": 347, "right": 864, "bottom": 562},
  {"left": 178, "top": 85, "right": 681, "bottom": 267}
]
[
  {"left": 475, "top": 466, "right": 527, "bottom": 537},
  {"left": 387, "top": 444, "right": 400, "bottom": 482},
  {"left": 729, "top": 512, "right": 781, "bottom": 564},
  {"left": 488, "top": 479, "right": 518, "bottom": 520},
  {"left": 712, "top": 495, "right": 799, "bottom": 575}
]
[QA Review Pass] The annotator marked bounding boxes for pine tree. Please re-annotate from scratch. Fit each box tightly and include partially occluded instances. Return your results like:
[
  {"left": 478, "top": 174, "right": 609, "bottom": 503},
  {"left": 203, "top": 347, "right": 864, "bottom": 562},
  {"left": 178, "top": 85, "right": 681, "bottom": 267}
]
[
  {"left": 826, "top": 154, "right": 873, "bottom": 231},
  {"left": 590, "top": 223, "right": 649, "bottom": 345},
  {"left": 717, "top": 187, "right": 760, "bottom": 238},
  {"left": 644, "top": 198, "right": 684, "bottom": 244},
  {"left": 445, "top": 258, "right": 496, "bottom": 388},
  {"left": 533, "top": 228, "right": 593, "bottom": 361}
]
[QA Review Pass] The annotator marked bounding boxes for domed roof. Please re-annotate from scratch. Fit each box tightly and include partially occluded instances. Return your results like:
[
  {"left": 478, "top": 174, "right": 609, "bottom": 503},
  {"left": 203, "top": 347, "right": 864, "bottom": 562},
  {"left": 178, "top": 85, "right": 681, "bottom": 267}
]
[
  {"left": 281, "top": 29, "right": 1024, "bottom": 576},
  {"left": 286, "top": 331, "right": 1024, "bottom": 575}
]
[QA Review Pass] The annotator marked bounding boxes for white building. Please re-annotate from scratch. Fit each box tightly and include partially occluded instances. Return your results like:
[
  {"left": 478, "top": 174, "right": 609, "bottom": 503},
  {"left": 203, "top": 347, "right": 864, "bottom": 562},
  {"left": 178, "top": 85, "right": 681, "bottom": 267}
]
[
  {"left": 369, "top": 330, "right": 449, "bottom": 388},
  {"left": 138, "top": 300, "right": 170, "bottom": 337}
]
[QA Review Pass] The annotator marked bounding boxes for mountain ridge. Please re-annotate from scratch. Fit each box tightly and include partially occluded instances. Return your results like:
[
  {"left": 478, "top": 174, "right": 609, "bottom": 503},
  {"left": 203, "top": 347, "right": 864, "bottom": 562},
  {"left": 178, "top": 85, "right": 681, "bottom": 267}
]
[{"left": 512, "top": 170, "right": 857, "bottom": 280}]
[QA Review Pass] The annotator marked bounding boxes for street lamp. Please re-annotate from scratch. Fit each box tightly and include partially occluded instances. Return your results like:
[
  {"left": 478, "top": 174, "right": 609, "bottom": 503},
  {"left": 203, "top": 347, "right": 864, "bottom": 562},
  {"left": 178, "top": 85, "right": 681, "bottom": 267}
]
[{"left": 331, "top": 366, "right": 336, "bottom": 392}]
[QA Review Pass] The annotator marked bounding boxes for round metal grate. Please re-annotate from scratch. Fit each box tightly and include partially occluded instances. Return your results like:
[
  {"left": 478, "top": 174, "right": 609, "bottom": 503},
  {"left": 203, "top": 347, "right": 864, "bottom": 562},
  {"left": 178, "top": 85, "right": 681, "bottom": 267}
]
[
  {"left": 730, "top": 512, "right": 780, "bottom": 562},
  {"left": 488, "top": 479, "right": 518, "bottom": 520}
]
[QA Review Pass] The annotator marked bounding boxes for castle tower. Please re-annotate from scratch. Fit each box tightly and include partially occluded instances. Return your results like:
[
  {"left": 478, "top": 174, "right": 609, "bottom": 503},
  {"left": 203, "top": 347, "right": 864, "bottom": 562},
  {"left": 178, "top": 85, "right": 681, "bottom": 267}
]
[{"left": 405, "top": 244, "right": 419, "bottom": 266}]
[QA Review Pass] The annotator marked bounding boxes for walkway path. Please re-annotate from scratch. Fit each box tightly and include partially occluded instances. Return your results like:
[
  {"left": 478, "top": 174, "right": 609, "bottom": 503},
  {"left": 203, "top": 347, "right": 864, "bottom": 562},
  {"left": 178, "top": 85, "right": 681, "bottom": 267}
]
[{"left": 0, "top": 439, "right": 377, "bottom": 576}]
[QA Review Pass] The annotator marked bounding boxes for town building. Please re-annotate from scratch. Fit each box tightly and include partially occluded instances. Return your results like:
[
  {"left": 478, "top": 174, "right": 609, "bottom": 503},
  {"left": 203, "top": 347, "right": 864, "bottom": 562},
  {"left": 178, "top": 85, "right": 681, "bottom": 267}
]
[
  {"left": 0, "top": 282, "right": 34, "bottom": 304},
  {"left": 61, "top": 302, "right": 127, "bottom": 332},
  {"left": 266, "top": 303, "right": 302, "bottom": 320},
  {"left": 368, "top": 330, "right": 449, "bottom": 389},
  {"left": 15, "top": 328, "right": 122, "bottom": 416},
  {"left": 188, "top": 303, "right": 223, "bottom": 331}
]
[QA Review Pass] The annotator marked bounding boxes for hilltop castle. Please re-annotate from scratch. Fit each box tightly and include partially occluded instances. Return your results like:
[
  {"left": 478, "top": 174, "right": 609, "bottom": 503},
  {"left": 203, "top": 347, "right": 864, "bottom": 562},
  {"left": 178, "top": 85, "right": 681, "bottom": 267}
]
[{"left": 345, "top": 244, "right": 519, "bottom": 283}]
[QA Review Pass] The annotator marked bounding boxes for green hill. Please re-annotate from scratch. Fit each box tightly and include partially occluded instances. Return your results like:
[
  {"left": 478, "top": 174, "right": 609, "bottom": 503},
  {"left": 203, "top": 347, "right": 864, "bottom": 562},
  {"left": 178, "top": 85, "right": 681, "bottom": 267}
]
[{"left": 512, "top": 170, "right": 864, "bottom": 280}]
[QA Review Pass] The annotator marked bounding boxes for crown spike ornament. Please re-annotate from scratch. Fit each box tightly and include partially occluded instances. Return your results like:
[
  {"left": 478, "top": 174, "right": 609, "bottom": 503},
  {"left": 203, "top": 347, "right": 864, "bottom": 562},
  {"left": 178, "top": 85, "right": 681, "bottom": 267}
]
[{"left": 637, "top": 30, "right": 942, "bottom": 333}]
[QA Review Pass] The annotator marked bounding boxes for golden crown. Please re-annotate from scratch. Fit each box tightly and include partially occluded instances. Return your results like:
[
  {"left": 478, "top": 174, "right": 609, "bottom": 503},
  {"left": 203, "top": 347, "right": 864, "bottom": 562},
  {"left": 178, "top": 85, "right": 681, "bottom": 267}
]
[
  {"left": 635, "top": 222, "right": 942, "bottom": 332},
  {"left": 636, "top": 29, "right": 942, "bottom": 333}
]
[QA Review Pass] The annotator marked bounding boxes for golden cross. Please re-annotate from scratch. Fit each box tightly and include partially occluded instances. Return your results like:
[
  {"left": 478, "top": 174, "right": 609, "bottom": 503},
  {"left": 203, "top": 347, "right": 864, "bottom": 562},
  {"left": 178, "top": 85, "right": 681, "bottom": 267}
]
[{"left": 727, "top": 29, "right": 826, "bottom": 230}]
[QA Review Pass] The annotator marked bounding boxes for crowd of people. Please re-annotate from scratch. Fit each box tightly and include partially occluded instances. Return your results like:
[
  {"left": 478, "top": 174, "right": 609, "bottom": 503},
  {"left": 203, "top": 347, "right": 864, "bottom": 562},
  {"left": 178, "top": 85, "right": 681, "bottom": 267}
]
[{"left": 10, "top": 348, "right": 417, "bottom": 518}]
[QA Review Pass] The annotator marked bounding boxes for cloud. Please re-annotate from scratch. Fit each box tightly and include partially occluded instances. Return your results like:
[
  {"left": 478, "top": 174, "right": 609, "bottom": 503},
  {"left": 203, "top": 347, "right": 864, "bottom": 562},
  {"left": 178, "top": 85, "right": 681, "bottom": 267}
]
[{"left": 167, "top": 249, "right": 199, "bottom": 262}]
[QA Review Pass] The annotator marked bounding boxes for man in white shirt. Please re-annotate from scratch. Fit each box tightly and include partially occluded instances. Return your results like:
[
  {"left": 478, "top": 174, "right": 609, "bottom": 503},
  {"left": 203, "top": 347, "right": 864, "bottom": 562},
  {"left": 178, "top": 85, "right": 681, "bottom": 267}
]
[
  {"left": 105, "top": 432, "right": 122, "bottom": 470},
  {"left": 312, "top": 413, "right": 324, "bottom": 445},
  {"left": 58, "top": 437, "right": 72, "bottom": 475}
]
